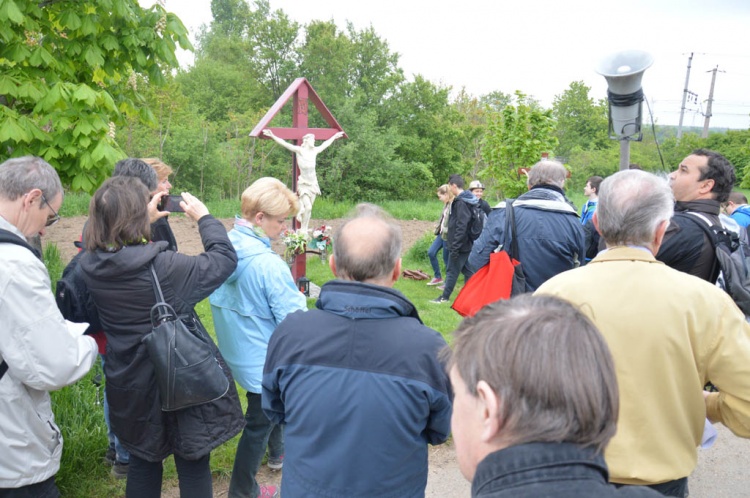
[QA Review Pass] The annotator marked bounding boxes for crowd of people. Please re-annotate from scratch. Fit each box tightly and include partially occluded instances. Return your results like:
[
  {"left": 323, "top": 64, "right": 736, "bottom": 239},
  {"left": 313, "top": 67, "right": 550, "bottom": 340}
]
[{"left": 1, "top": 148, "right": 750, "bottom": 498}]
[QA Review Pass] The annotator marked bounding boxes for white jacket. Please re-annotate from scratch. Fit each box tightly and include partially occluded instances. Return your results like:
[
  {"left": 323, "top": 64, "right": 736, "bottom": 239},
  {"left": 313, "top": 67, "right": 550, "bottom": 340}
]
[{"left": 0, "top": 217, "right": 98, "bottom": 488}]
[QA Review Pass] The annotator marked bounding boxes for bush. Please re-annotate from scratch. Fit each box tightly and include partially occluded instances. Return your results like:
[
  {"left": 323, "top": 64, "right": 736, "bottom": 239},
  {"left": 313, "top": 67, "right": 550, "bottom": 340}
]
[{"left": 405, "top": 232, "right": 434, "bottom": 264}]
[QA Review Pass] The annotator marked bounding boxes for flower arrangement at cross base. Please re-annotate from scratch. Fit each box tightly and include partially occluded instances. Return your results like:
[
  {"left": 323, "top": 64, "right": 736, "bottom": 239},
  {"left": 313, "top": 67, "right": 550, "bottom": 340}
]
[
  {"left": 281, "top": 229, "right": 309, "bottom": 264},
  {"left": 310, "top": 225, "right": 333, "bottom": 263}
]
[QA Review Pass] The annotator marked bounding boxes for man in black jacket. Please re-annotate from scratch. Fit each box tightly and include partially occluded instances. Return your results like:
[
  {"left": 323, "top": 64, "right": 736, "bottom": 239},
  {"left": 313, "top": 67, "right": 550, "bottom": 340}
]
[
  {"left": 656, "top": 149, "right": 736, "bottom": 282},
  {"left": 431, "top": 174, "right": 479, "bottom": 304}
]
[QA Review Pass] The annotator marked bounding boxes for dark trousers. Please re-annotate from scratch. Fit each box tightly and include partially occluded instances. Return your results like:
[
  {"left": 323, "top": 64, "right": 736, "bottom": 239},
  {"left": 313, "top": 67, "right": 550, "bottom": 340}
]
[
  {"left": 441, "top": 250, "right": 471, "bottom": 300},
  {"left": 126, "top": 453, "right": 212, "bottom": 498},
  {"left": 229, "top": 392, "right": 283, "bottom": 498},
  {"left": 616, "top": 477, "right": 688, "bottom": 497},
  {"left": 0, "top": 477, "right": 59, "bottom": 498}
]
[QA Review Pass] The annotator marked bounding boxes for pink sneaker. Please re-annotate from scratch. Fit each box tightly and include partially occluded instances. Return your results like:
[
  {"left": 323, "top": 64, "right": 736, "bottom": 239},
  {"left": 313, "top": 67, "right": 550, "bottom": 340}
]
[
  {"left": 426, "top": 277, "right": 443, "bottom": 286},
  {"left": 259, "top": 484, "right": 280, "bottom": 498}
]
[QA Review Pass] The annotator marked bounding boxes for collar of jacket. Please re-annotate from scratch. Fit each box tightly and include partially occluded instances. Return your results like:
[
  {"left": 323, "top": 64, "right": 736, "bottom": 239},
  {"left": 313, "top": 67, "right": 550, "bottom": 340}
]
[
  {"left": 233, "top": 217, "right": 271, "bottom": 248},
  {"left": 456, "top": 189, "right": 479, "bottom": 205},
  {"left": 514, "top": 187, "right": 578, "bottom": 214},
  {"left": 674, "top": 199, "right": 721, "bottom": 216},
  {"left": 316, "top": 279, "right": 423, "bottom": 322},
  {"left": 472, "top": 442, "right": 608, "bottom": 496},
  {"left": 589, "top": 246, "right": 664, "bottom": 265}
]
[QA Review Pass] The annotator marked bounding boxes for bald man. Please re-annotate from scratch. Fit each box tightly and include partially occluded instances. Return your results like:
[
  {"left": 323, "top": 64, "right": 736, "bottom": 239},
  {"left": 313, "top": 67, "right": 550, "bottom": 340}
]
[{"left": 262, "top": 204, "right": 452, "bottom": 498}]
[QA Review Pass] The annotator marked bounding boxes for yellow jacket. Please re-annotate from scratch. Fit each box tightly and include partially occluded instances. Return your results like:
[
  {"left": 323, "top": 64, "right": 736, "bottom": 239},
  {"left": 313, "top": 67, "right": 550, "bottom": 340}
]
[{"left": 536, "top": 247, "right": 750, "bottom": 485}]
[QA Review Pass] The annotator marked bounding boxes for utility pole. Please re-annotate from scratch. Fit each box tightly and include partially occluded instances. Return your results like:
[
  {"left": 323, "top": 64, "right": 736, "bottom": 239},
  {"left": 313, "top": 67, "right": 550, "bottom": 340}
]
[
  {"left": 702, "top": 66, "right": 722, "bottom": 138},
  {"left": 677, "top": 52, "right": 693, "bottom": 141}
]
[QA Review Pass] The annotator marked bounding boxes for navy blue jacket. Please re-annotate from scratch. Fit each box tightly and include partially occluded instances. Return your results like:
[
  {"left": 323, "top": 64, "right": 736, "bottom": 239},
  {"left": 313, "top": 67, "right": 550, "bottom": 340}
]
[
  {"left": 473, "top": 443, "right": 661, "bottom": 497},
  {"left": 468, "top": 186, "right": 585, "bottom": 291},
  {"left": 262, "top": 280, "right": 452, "bottom": 498}
]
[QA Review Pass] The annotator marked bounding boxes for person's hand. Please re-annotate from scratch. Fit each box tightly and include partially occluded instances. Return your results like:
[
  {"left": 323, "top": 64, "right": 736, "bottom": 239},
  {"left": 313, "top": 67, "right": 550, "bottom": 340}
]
[
  {"left": 148, "top": 191, "right": 169, "bottom": 223},
  {"left": 333, "top": 131, "right": 345, "bottom": 140},
  {"left": 262, "top": 129, "right": 274, "bottom": 138},
  {"left": 180, "top": 192, "right": 209, "bottom": 222}
]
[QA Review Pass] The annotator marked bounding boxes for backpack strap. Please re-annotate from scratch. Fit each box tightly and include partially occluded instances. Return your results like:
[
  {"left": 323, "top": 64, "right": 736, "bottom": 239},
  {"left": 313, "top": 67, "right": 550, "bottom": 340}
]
[
  {"left": 0, "top": 228, "right": 42, "bottom": 260},
  {"left": 501, "top": 199, "right": 520, "bottom": 261},
  {"left": 682, "top": 212, "right": 721, "bottom": 282}
]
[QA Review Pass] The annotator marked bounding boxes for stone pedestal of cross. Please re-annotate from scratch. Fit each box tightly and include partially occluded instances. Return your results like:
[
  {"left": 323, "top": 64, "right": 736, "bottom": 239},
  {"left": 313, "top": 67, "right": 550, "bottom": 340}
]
[{"left": 250, "top": 78, "right": 345, "bottom": 285}]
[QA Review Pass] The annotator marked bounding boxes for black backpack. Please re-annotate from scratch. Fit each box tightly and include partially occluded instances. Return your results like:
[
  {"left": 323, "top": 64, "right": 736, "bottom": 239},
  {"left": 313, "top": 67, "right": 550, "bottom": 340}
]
[
  {"left": 686, "top": 213, "right": 750, "bottom": 317},
  {"left": 0, "top": 229, "right": 42, "bottom": 380},
  {"left": 55, "top": 240, "right": 102, "bottom": 335},
  {"left": 467, "top": 201, "right": 487, "bottom": 242}
]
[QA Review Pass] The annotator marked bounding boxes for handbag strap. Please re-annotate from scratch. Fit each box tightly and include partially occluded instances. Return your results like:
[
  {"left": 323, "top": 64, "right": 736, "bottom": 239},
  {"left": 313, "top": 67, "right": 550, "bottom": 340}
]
[
  {"left": 148, "top": 263, "right": 176, "bottom": 325},
  {"left": 504, "top": 199, "right": 520, "bottom": 260},
  {"left": 149, "top": 263, "right": 166, "bottom": 303}
]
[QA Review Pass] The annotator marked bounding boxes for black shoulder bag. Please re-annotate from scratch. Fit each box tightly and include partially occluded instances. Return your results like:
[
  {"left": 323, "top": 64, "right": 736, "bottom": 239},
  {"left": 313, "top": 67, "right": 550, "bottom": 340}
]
[{"left": 141, "top": 264, "right": 230, "bottom": 411}]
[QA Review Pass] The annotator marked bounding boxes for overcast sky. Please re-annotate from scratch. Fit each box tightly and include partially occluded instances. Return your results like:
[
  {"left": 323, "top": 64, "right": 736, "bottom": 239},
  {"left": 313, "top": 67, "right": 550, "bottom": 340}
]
[{"left": 141, "top": 0, "right": 750, "bottom": 130}]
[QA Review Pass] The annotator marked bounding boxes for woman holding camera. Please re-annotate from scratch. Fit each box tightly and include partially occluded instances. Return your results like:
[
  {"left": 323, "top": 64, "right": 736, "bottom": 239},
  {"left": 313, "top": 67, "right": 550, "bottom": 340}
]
[{"left": 80, "top": 176, "right": 243, "bottom": 498}]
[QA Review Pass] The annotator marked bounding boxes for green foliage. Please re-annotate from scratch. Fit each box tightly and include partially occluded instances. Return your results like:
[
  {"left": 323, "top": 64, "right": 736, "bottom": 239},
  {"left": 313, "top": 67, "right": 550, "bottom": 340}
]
[
  {"left": 482, "top": 91, "right": 558, "bottom": 198},
  {"left": 552, "top": 81, "right": 610, "bottom": 160},
  {"left": 405, "top": 232, "right": 434, "bottom": 263},
  {"left": 0, "top": 0, "right": 191, "bottom": 192}
]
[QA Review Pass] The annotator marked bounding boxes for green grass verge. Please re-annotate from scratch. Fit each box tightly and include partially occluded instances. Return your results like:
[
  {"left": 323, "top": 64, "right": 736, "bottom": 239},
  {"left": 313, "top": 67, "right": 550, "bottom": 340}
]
[{"left": 57, "top": 192, "right": 446, "bottom": 222}]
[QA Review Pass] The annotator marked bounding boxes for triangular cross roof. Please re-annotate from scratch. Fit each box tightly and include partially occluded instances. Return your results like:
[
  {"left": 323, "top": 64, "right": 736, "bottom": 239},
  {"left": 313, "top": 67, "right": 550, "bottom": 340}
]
[{"left": 249, "top": 77, "right": 345, "bottom": 141}]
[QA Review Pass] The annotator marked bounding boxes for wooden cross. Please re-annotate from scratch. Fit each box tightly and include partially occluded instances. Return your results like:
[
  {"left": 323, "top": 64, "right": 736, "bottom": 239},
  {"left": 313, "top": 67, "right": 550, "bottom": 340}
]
[{"left": 250, "top": 78, "right": 345, "bottom": 284}]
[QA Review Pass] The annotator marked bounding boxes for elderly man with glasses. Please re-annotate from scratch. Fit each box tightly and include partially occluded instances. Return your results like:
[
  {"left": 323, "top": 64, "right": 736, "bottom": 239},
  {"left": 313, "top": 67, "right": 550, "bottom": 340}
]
[{"left": 0, "top": 156, "right": 97, "bottom": 497}]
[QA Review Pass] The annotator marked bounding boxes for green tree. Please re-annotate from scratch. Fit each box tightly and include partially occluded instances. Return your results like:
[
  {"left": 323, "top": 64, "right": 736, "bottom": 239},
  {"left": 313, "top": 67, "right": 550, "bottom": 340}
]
[
  {"left": 552, "top": 81, "right": 609, "bottom": 160},
  {"left": 482, "top": 91, "right": 558, "bottom": 198},
  {"left": 0, "top": 0, "right": 191, "bottom": 192}
]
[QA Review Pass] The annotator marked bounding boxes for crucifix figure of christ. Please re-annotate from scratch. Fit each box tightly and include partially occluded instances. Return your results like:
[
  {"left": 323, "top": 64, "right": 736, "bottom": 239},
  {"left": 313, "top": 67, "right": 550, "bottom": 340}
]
[{"left": 262, "top": 129, "right": 345, "bottom": 235}]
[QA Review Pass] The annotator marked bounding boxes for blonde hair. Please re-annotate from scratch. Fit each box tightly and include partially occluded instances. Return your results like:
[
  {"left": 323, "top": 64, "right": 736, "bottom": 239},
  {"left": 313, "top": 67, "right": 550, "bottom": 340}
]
[
  {"left": 142, "top": 157, "right": 173, "bottom": 181},
  {"left": 437, "top": 184, "right": 454, "bottom": 202},
  {"left": 241, "top": 177, "right": 299, "bottom": 220}
]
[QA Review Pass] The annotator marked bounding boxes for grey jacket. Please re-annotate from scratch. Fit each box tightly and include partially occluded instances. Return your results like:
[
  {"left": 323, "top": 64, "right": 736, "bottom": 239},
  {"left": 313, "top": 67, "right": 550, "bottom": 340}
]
[{"left": 0, "top": 217, "right": 98, "bottom": 488}]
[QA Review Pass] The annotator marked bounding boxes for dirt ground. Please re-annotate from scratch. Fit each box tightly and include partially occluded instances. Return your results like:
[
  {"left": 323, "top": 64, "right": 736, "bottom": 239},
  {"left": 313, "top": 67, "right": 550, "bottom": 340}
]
[
  {"left": 43, "top": 216, "right": 750, "bottom": 497},
  {"left": 43, "top": 214, "right": 435, "bottom": 262}
]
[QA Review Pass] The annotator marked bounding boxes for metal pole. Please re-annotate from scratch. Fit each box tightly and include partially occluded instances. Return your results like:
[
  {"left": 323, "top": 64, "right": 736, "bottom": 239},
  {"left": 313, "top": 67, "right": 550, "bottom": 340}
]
[
  {"left": 619, "top": 140, "right": 630, "bottom": 171},
  {"left": 702, "top": 66, "right": 719, "bottom": 138},
  {"left": 677, "top": 52, "right": 693, "bottom": 141}
]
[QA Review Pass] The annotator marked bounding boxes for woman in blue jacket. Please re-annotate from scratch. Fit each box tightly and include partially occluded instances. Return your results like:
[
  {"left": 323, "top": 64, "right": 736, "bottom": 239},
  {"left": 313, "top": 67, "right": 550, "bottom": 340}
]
[{"left": 210, "top": 177, "right": 307, "bottom": 498}]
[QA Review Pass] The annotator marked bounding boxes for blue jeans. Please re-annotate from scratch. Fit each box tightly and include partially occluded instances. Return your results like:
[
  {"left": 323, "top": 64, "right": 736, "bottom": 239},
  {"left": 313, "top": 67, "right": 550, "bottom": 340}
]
[
  {"left": 126, "top": 453, "right": 212, "bottom": 498},
  {"left": 428, "top": 236, "right": 449, "bottom": 279},
  {"left": 441, "top": 251, "right": 471, "bottom": 300},
  {"left": 229, "top": 392, "right": 283, "bottom": 498},
  {"left": 101, "top": 354, "right": 130, "bottom": 464}
]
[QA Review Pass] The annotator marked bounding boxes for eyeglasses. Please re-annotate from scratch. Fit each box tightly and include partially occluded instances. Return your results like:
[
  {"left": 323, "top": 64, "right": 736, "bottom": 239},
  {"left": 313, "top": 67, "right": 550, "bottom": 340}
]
[{"left": 41, "top": 194, "right": 61, "bottom": 227}]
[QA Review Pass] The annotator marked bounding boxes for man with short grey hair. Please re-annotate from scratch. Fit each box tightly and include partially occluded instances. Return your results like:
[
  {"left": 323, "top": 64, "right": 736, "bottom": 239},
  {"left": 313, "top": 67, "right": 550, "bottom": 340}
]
[
  {"left": 536, "top": 169, "right": 750, "bottom": 497},
  {"left": 262, "top": 203, "right": 452, "bottom": 498},
  {"left": 468, "top": 159, "right": 584, "bottom": 291},
  {"left": 0, "top": 156, "right": 98, "bottom": 496}
]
